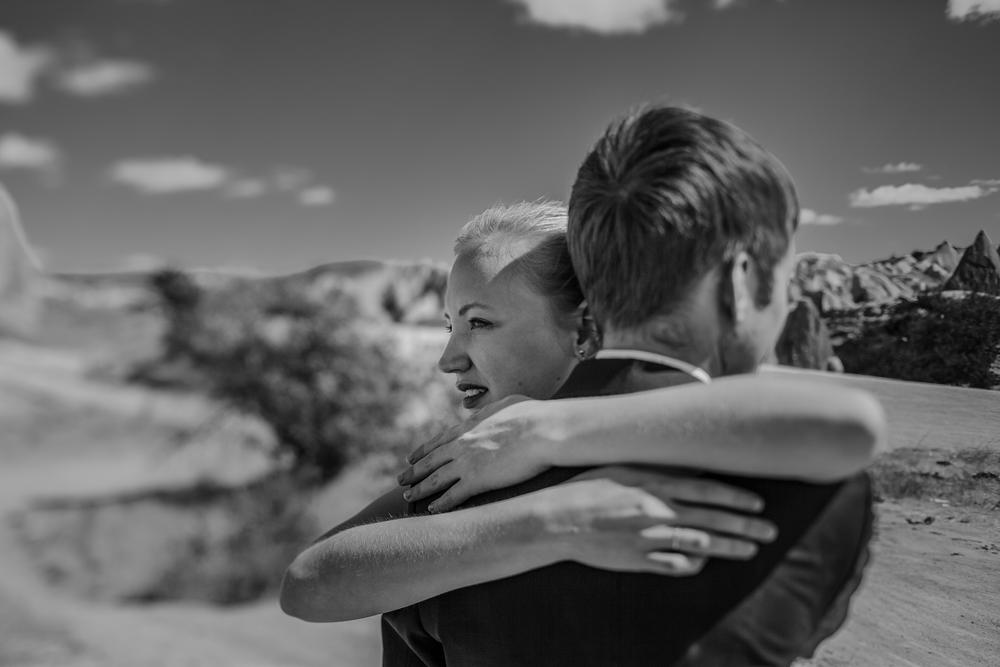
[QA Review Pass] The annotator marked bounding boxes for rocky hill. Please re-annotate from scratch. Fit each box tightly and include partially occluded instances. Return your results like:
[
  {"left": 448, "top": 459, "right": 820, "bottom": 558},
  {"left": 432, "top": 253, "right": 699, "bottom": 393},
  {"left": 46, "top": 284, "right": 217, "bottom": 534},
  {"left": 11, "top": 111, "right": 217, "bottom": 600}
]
[
  {"left": 46, "top": 258, "right": 448, "bottom": 326},
  {"left": 2, "top": 174, "right": 996, "bottom": 379},
  {"left": 778, "top": 230, "right": 1000, "bottom": 375},
  {"left": 0, "top": 187, "right": 43, "bottom": 338},
  {"left": 789, "top": 239, "right": 966, "bottom": 317},
  {"left": 943, "top": 230, "right": 1000, "bottom": 295}
]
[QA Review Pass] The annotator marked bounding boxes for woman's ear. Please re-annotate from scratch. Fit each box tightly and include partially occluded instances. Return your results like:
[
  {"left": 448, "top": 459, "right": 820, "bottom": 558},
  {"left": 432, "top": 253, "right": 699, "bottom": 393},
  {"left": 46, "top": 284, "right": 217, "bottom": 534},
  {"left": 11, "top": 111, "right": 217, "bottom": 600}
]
[{"left": 572, "top": 301, "right": 601, "bottom": 360}]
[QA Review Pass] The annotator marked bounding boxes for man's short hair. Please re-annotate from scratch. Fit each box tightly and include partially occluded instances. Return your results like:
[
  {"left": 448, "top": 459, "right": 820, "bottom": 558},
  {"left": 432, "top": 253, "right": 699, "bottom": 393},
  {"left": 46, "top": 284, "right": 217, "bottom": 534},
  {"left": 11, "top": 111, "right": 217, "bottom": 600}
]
[{"left": 568, "top": 105, "right": 799, "bottom": 330}]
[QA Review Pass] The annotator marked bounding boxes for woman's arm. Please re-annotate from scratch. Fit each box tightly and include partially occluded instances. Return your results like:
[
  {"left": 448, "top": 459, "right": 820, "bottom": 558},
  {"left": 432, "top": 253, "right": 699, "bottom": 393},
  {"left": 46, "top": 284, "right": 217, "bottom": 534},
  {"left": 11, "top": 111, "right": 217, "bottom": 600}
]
[
  {"left": 401, "top": 375, "right": 887, "bottom": 511},
  {"left": 279, "top": 469, "right": 775, "bottom": 622},
  {"left": 280, "top": 487, "right": 553, "bottom": 622}
]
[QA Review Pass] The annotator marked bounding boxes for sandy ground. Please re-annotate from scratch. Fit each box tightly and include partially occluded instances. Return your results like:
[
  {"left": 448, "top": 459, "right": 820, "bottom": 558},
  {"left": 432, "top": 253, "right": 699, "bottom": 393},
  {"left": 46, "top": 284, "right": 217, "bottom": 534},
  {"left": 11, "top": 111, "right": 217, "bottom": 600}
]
[
  {"left": 800, "top": 500, "right": 999, "bottom": 666},
  {"left": 1, "top": 341, "right": 998, "bottom": 666}
]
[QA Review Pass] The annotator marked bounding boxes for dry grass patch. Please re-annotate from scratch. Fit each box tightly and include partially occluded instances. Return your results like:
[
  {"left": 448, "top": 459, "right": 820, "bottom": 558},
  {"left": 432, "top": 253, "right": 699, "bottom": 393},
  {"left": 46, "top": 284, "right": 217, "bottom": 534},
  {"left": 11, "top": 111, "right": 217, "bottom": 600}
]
[{"left": 871, "top": 447, "right": 1000, "bottom": 511}]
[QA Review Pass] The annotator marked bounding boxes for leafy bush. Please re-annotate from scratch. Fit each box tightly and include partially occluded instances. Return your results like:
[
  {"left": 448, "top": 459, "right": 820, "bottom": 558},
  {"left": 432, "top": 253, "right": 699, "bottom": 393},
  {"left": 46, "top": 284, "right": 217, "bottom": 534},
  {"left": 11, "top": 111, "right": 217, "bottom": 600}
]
[
  {"left": 144, "top": 268, "right": 452, "bottom": 481},
  {"left": 838, "top": 293, "right": 1000, "bottom": 389}
]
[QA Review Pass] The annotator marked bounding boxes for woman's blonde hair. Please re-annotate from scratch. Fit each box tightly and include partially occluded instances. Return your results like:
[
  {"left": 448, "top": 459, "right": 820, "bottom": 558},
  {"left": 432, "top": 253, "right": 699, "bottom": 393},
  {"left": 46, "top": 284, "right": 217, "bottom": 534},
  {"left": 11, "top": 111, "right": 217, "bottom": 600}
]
[{"left": 454, "top": 201, "right": 584, "bottom": 319}]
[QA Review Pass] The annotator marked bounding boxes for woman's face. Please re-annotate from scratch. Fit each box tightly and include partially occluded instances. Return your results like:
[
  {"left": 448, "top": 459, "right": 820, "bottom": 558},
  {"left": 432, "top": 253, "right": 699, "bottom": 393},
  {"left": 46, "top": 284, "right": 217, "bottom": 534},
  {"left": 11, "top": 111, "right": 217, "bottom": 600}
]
[{"left": 438, "top": 249, "right": 580, "bottom": 411}]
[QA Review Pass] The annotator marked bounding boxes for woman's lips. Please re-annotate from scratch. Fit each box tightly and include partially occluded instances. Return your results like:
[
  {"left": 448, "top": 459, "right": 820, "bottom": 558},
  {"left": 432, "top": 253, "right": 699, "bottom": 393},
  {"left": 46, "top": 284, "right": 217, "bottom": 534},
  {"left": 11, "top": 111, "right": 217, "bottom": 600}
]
[{"left": 460, "top": 386, "right": 488, "bottom": 409}]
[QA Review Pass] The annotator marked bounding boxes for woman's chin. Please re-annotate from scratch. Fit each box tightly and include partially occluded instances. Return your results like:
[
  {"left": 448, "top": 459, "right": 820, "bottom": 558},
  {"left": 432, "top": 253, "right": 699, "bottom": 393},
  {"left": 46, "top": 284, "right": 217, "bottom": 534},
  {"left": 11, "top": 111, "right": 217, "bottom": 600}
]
[{"left": 462, "top": 389, "right": 490, "bottom": 410}]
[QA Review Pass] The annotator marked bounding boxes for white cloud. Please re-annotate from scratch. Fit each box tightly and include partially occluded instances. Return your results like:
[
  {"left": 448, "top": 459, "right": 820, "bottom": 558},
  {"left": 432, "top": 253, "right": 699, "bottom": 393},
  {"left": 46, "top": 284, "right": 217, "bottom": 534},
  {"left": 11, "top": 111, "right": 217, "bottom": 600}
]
[
  {"left": 0, "top": 31, "right": 54, "bottom": 103},
  {"left": 862, "top": 162, "right": 923, "bottom": 174},
  {"left": 1, "top": 31, "right": 155, "bottom": 103},
  {"left": 272, "top": 166, "right": 313, "bottom": 192},
  {"left": 849, "top": 182, "right": 998, "bottom": 209},
  {"left": 110, "top": 156, "right": 231, "bottom": 194},
  {"left": 107, "top": 156, "right": 337, "bottom": 207},
  {"left": 947, "top": 0, "right": 1000, "bottom": 21},
  {"left": 297, "top": 186, "right": 335, "bottom": 207},
  {"left": 55, "top": 59, "right": 155, "bottom": 97},
  {"left": 0, "top": 133, "right": 61, "bottom": 171},
  {"left": 799, "top": 208, "right": 844, "bottom": 226},
  {"left": 507, "top": 0, "right": 682, "bottom": 34},
  {"left": 223, "top": 178, "right": 268, "bottom": 199}
]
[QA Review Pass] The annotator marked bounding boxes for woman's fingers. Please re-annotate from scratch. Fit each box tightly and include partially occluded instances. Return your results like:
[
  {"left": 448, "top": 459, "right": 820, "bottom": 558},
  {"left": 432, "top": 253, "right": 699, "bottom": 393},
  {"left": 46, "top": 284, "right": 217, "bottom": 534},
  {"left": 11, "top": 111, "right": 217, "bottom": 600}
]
[
  {"left": 646, "top": 551, "right": 708, "bottom": 577},
  {"left": 645, "top": 552, "right": 707, "bottom": 575},
  {"left": 406, "top": 425, "right": 460, "bottom": 465},
  {"left": 426, "top": 482, "right": 470, "bottom": 514},
  {"left": 570, "top": 467, "right": 765, "bottom": 514},
  {"left": 652, "top": 478, "right": 764, "bottom": 513},
  {"left": 403, "top": 464, "right": 461, "bottom": 503},
  {"left": 640, "top": 525, "right": 758, "bottom": 559},
  {"left": 399, "top": 444, "right": 454, "bottom": 486},
  {"left": 672, "top": 506, "right": 777, "bottom": 543}
]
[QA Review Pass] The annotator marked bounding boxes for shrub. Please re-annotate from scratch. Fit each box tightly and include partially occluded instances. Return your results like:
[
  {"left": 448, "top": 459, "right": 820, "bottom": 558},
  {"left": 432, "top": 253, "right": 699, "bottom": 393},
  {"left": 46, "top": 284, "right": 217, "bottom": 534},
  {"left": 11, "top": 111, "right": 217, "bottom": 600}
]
[
  {"left": 145, "top": 269, "right": 441, "bottom": 482},
  {"left": 838, "top": 293, "right": 1000, "bottom": 389}
]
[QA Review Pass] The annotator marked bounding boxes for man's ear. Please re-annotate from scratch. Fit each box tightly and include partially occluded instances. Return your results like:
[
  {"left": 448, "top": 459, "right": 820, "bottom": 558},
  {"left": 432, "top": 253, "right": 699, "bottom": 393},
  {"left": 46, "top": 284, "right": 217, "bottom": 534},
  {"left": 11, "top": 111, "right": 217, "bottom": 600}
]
[
  {"left": 572, "top": 300, "right": 601, "bottom": 359},
  {"left": 724, "top": 251, "right": 755, "bottom": 325}
]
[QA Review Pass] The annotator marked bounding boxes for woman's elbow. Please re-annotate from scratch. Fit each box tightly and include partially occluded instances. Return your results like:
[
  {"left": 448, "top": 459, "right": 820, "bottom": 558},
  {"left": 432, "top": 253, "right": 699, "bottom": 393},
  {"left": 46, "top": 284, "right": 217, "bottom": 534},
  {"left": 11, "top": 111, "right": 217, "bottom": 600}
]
[
  {"left": 280, "top": 560, "right": 344, "bottom": 623},
  {"left": 279, "top": 555, "right": 379, "bottom": 623},
  {"left": 822, "top": 392, "right": 888, "bottom": 480},
  {"left": 279, "top": 563, "right": 322, "bottom": 621}
]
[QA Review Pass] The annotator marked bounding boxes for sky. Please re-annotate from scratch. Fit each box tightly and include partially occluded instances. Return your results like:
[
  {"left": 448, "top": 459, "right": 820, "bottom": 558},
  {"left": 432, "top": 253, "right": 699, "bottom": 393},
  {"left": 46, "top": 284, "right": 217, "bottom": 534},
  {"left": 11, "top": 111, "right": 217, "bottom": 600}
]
[{"left": 1, "top": 0, "right": 999, "bottom": 274}]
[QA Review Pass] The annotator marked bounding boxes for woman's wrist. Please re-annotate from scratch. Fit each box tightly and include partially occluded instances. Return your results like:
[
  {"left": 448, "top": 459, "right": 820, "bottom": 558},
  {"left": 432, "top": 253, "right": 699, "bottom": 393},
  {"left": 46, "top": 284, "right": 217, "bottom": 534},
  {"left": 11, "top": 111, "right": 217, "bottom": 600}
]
[
  {"left": 504, "top": 489, "right": 576, "bottom": 565},
  {"left": 508, "top": 398, "right": 574, "bottom": 468}
]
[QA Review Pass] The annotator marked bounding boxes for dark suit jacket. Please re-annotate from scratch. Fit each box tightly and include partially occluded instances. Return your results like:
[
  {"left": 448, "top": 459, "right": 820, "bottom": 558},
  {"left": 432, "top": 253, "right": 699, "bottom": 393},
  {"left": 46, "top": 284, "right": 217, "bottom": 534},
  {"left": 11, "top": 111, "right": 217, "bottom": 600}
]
[{"left": 383, "top": 357, "right": 873, "bottom": 666}]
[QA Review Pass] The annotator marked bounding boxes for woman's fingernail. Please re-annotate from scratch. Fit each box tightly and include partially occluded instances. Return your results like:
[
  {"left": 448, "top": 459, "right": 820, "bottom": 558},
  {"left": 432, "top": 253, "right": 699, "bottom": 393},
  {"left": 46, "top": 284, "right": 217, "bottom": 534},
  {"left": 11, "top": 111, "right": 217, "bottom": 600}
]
[{"left": 402, "top": 490, "right": 412, "bottom": 501}]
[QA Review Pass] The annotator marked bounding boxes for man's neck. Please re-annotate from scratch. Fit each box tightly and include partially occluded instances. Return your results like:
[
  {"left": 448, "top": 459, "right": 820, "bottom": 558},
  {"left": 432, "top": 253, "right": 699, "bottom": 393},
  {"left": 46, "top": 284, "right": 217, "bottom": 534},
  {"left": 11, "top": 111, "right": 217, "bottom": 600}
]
[{"left": 601, "top": 327, "right": 722, "bottom": 378}]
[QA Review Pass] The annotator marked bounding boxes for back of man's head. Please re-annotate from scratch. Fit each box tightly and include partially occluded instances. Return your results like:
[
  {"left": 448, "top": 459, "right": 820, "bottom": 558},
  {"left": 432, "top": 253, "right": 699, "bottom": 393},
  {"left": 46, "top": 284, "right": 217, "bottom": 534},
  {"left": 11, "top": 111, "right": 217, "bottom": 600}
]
[{"left": 568, "top": 105, "right": 799, "bottom": 332}]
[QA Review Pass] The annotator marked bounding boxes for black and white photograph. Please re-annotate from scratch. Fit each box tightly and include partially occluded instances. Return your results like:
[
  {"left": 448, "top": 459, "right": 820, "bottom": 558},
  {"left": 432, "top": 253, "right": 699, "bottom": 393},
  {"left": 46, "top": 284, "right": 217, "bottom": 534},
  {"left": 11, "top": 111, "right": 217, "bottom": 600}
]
[{"left": 1, "top": 1, "right": 998, "bottom": 665}]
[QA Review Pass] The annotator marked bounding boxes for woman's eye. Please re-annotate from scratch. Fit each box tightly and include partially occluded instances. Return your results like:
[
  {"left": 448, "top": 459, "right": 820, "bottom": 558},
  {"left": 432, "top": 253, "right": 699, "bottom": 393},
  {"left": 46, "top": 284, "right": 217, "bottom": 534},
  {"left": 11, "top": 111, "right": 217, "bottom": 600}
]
[{"left": 469, "top": 318, "right": 492, "bottom": 330}]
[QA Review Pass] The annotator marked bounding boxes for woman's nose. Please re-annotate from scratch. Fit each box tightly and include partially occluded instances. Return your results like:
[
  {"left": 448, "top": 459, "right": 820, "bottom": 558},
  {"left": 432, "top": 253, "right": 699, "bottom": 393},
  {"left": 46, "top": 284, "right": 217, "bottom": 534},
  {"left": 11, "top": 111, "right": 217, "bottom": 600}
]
[{"left": 437, "top": 333, "right": 470, "bottom": 374}]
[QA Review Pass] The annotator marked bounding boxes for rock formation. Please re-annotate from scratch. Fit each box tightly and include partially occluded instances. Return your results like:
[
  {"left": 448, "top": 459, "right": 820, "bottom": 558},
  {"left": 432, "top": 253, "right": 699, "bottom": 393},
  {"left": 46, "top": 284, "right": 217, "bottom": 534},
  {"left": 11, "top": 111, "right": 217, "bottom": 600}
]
[
  {"left": 0, "top": 185, "right": 43, "bottom": 337},
  {"left": 916, "top": 241, "right": 960, "bottom": 281},
  {"left": 851, "top": 266, "right": 913, "bottom": 305},
  {"left": 790, "top": 252, "right": 857, "bottom": 313},
  {"left": 943, "top": 230, "right": 1000, "bottom": 296},
  {"left": 791, "top": 237, "right": 974, "bottom": 319},
  {"left": 774, "top": 298, "right": 839, "bottom": 370}
]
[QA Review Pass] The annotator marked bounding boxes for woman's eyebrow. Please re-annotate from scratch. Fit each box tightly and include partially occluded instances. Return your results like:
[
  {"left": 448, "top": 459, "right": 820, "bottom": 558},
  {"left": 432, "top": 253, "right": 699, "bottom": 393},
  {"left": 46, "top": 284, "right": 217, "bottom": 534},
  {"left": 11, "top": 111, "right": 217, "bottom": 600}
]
[{"left": 458, "top": 302, "right": 491, "bottom": 316}]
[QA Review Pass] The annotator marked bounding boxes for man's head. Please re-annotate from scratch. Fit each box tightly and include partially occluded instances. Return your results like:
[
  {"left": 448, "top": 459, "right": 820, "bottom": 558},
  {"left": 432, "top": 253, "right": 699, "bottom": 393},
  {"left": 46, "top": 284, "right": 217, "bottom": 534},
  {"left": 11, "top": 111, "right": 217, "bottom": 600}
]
[{"left": 568, "top": 105, "right": 799, "bottom": 375}]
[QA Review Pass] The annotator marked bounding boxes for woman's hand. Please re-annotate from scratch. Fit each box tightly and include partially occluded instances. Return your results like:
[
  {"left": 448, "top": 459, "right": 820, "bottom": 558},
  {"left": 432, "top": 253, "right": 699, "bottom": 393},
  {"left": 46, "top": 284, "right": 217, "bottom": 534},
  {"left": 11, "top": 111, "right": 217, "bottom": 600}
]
[
  {"left": 531, "top": 466, "right": 777, "bottom": 575},
  {"left": 398, "top": 395, "right": 552, "bottom": 512}
]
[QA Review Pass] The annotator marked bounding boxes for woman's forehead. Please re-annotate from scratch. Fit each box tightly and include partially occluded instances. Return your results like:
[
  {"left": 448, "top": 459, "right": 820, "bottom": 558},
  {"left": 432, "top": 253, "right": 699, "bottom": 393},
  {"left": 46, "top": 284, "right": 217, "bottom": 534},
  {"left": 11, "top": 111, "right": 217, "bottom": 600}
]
[{"left": 446, "top": 251, "right": 542, "bottom": 309}]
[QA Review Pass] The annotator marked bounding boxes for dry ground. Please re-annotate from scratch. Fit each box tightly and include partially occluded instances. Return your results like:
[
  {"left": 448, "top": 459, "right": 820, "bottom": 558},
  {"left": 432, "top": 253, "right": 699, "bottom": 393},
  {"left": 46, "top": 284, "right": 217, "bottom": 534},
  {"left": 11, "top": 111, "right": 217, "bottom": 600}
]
[{"left": 1, "top": 341, "right": 998, "bottom": 666}]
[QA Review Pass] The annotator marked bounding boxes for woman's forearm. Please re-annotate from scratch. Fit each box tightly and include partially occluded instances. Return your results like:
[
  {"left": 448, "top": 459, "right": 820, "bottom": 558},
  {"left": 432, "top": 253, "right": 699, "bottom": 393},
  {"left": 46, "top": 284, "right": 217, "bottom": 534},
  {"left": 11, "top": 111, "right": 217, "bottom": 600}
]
[
  {"left": 280, "top": 495, "right": 554, "bottom": 622},
  {"left": 535, "top": 375, "right": 886, "bottom": 482}
]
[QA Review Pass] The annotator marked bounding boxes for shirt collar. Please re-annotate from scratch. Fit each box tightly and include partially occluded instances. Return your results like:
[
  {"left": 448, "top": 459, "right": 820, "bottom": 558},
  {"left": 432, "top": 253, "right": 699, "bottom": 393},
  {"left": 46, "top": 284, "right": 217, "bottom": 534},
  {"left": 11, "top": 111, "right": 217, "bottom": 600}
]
[{"left": 594, "top": 348, "right": 712, "bottom": 384}]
